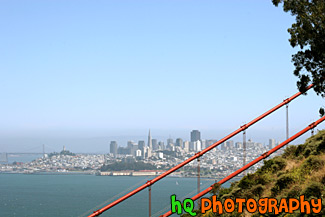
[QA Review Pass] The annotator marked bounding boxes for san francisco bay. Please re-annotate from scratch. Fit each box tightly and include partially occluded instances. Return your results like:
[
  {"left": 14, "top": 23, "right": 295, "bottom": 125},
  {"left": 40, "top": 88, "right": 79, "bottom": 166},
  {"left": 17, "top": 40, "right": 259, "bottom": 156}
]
[{"left": 0, "top": 174, "right": 235, "bottom": 217}]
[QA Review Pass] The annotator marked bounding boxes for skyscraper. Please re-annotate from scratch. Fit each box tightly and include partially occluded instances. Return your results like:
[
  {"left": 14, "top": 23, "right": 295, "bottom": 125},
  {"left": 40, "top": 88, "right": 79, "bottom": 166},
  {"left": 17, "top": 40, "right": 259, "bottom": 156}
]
[
  {"left": 225, "top": 140, "right": 234, "bottom": 149},
  {"left": 269, "top": 139, "right": 276, "bottom": 149},
  {"left": 127, "top": 141, "right": 138, "bottom": 157},
  {"left": 195, "top": 140, "right": 202, "bottom": 151},
  {"left": 191, "top": 130, "right": 201, "bottom": 142},
  {"left": 147, "top": 129, "right": 152, "bottom": 158},
  {"left": 158, "top": 141, "right": 164, "bottom": 150},
  {"left": 117, "top": 146, "right": 129, "bottom": 155},
  {"left": 138, "top": 140, "right": 145, "bottom": 149},
  {"left": 148, "top": 129, "right": 152, "bottom": 149},
  {"left": 152, "top": 139, "right": 158, "bottom": 150},
  {"left": 110, "top": 141, "right": 118, "bottom": 157},
  {"left": 176, "top": 138, "right": 183, "bottom": 147},
  {"left": 235, "top": 142, "right": 243, "bottom": 149},
  {"left": 138, "top": 140, "right": 145, "bottom": 158},
  {"left": 183, "top": 141, "right": 190, "bottom": 152}
]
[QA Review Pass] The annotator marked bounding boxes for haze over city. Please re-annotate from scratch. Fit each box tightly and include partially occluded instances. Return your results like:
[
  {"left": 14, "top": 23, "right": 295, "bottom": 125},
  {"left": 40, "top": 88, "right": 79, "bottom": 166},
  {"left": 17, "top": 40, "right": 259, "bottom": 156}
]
[{"left": 0, "top": 1, "right": 324, "bottom": 153}]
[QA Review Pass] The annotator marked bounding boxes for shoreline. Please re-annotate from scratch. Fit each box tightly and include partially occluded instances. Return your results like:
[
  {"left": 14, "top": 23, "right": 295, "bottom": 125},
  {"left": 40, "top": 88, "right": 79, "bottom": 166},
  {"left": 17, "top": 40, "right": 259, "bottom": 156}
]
[{"left": 0, "top": 171, "right": 243, "bottom": 180}]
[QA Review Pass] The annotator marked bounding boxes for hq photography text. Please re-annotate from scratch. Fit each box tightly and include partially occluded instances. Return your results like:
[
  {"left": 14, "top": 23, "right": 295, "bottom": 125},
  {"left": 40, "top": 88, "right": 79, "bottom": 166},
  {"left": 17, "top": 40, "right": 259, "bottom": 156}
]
[{"left": 170, "top": 195, "right": 322, "bottom": 216}]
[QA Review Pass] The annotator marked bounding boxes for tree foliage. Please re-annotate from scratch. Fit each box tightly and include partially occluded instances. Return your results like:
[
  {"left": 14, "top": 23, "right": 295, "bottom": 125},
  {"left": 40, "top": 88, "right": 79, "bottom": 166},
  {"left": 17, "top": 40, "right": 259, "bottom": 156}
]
[
  {"left": 272, "top": 0, "right": 325, "bottom": 98},
  {"left": 100, "top": 161, "right": 157, "bottom": 171}
]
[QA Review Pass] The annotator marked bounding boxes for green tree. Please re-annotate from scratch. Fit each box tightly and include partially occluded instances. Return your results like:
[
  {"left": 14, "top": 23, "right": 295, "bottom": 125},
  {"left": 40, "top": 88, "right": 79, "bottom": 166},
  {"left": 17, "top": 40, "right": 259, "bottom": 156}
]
[{"left": 272, "top": 0, "right": 325, "bottom": 103}]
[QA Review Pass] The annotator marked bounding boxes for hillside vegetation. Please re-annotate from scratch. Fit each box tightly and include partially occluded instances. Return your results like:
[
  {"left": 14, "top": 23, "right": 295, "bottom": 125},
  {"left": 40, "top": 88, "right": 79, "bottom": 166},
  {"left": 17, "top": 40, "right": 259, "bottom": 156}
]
[
  {"left": 184, "top": 130, "right": 325, "bottom": 217},
  {"left": 100, "top": 161, "right": 157, "bottom": 171}
]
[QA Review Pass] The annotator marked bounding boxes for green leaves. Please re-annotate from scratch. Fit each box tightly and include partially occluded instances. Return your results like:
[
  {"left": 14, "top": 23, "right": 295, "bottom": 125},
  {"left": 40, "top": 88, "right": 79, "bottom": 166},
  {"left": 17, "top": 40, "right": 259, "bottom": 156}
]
[{"left": 273, "top": 0, "right": 325, "bottom": 97}]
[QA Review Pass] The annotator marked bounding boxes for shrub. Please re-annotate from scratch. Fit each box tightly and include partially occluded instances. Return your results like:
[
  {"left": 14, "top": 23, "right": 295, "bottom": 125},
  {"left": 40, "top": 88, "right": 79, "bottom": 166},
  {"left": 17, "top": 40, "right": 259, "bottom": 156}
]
[
  {"left": 255, "top": 174, "right": 268, "bottom": 185},
  {"left": 251, "top": 184, "right": 265, "bottom": 197},
  {"left": 302, "top": 182, "right": 323, "bottom": 198},
  {"left": 286, "top": 185, "right": 302, "bottom": 198},
  {"left": 282, "top": 145, "right": 297, "bottom": 159},
  {"left": 241, "top": 190, "right": 254, "bottom": 199},
  {"left": 229, "top": 187, "right": 242, "bottom": 198},
  {"left": 210, "top": 183, "right": 221, "bottom": 195},
  {"left": 218, "top": 187, "right": 232, "bottom": 198},
  {"left": 294, "top": 144, "right": 306, "bottom": 157},
  {"left": 271, "top": 174, "right": 295, "bottom": 196},
  {"left": 303, "top": 148, "right": 312, "bottom": 158},
  {"left": 301, "top": 155, "right": 324, "bottom": 174},
  {"left": 237, "top": 173, "right": 257, "bottom": 189},
  {"left": 260, "top": 157, "right": 287, "bottom": 174},
  {"left": 316, "top": 139, "right": 325, "bottom": 153},
  {"left": 298, "top": 130, "right": 325, "bottom": 157}
]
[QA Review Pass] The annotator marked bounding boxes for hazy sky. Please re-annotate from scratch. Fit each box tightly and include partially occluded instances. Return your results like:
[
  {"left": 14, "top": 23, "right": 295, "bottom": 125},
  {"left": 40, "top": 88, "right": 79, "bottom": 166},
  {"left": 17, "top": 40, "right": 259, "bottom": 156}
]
[{"left": 1, "top": 1, "right": 324, "bottom": 152}]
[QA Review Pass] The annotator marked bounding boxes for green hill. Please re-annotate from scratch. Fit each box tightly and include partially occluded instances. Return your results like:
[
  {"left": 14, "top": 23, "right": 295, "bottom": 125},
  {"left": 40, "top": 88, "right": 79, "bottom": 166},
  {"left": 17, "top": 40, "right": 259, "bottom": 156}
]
[{"left": 183, "top": 130, "right": 325, "bottom": 217}]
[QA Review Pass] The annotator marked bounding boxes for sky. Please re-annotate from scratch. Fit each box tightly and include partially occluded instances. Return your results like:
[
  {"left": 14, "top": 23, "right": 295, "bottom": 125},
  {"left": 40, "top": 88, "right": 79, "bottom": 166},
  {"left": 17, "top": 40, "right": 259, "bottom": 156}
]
[{"left": 0, "top": 0, "right": 324, "bottom": 153}]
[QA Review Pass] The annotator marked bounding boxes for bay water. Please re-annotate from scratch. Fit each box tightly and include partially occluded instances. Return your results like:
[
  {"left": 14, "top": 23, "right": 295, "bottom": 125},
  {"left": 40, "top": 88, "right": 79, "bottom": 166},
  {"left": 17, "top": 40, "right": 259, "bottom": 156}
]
[{"left": 0, "top": 174, "right": 235, "bottom": 217}]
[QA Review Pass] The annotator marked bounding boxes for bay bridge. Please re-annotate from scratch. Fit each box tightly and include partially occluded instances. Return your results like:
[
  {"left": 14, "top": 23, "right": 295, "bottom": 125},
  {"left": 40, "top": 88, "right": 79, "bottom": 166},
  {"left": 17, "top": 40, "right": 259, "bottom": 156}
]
[
  {"left": 0, "top": 144, "right": 56, "bottom": 163},
  {"left": 77, "top": 84, "right": 325, "bottom": 217}
]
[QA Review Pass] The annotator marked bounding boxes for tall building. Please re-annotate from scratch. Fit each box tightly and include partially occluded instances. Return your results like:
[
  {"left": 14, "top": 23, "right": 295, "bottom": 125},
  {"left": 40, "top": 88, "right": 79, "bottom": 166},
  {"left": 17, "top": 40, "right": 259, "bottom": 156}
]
[
  {"left": 146, "top": 146, "right": 152, "bottom": 158},
  {"left": 152, "top": 139, "right": 158, "bottom": 150},
  {"left": 183, "top": 141, "right": 190, "bottom": 152},
  {"left": 195, "top": 140, "right": 202, "bottom": 151},
  {"left": 167, "top": 138, "right": 173, "bottom": 146},
  {"left": 175, "top": 138, "right": 183, "bottom": 147},
  {"left": 235, "top": 142, "right": 243, "bottom": 149},
  {"left": 201, "top": 139, "right": 206, "bottom": 150},
  {"left": 189, "top": 142, "right": 195, "bottom": 151},
  {"left": 221, "top": 142, "right": 227, "bottom": 151},
  {"left": 142, "top": 148, "right": 147, "bottom": 159},
  {"left": 158, "top": 141, "right": 165, "bottom": 150},
  {"left": 148, "top": 130, "right": 152, "bottom": 149},
  {"left": 117, "top": 146, "right": 129, "bottom": 155},
  {"left": 138, "top": 140, "right": 145, "bottom": 150},
  {"left": 269, "top": 139, "right": 276, "bottom": 149},
  {"left": 247, "top": 139, "right": 255, "bottom": 149},
  {"left": 127, "top": 141, "right": 136, "bottom": 148},
  {"left": 127, "top": 141, "right": 136, "bottom": 156},
  {"left": 138, "top": 140, "right": 145, "bottom": 158},
  {"left": 225, "top": 140, "right": 234, "bottom": 149},
  {"left": 147, "top": 130, "right": 152, "bottom": 158},
  {"left": 110, "top": 141, "right": 118, "bottom": 157},
  {"left": 191, "top": 130, "right": 201, "bottom": 142}
]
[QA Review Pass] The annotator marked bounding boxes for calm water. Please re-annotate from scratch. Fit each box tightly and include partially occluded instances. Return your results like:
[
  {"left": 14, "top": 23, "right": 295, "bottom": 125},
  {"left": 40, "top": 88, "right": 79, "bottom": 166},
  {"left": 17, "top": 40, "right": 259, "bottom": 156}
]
[{"left": 0, "top": 174, "right": 235, "bottom": 217}]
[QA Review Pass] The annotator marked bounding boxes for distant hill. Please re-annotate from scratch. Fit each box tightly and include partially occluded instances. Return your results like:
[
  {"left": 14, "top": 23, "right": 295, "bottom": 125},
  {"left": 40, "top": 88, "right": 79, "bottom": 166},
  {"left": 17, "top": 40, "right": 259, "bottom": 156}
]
[{"left": 183, "top": 130, "right": 325, "bottom": 217}]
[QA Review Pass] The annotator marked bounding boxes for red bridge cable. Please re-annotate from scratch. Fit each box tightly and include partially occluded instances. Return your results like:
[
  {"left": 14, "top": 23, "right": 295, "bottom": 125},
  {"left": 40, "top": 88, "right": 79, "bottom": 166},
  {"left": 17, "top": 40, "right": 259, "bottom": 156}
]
[
  {"left": 161, "top": 115, "right": 325, "bottom": 217},
  {"left": 88, "top": 84, "right": 313, "bottom": 217}
]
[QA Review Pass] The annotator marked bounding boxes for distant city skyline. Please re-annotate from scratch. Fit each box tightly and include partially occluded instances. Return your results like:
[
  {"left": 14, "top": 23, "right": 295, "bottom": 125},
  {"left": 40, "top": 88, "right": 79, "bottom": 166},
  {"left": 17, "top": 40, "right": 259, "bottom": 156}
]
[
  {"left": 1, "top": 125, "right": 315, "bottom": 154},
  {"left": 108, "top": 129, "right": 282, "bottom": 160}
]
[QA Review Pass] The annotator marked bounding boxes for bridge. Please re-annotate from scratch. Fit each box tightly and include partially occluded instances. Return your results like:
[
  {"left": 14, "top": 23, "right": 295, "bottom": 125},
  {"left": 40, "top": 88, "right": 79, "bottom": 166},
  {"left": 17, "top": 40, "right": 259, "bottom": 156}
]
[
  {"left": 0, "top": 153, "right": 45, "bottom": 163},
  {"left": 83, "top": 83, "right": 325, "bottom": 217},
  {"left": 0, "top": 144, "right": 57, "bottom": 163}
]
